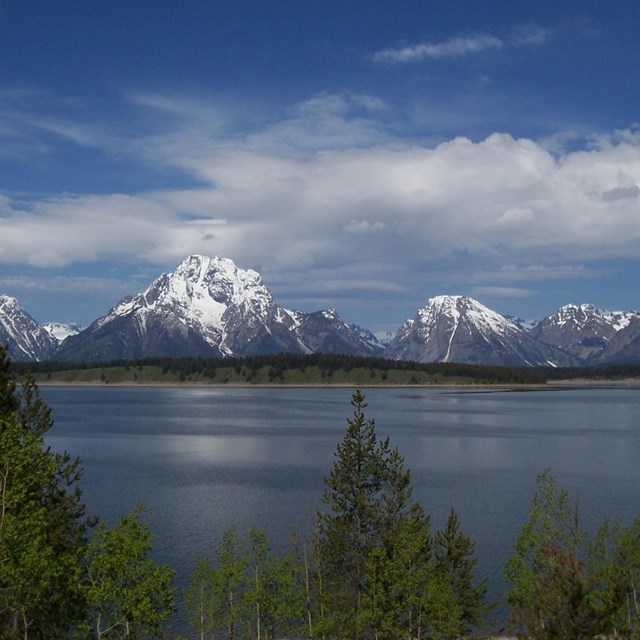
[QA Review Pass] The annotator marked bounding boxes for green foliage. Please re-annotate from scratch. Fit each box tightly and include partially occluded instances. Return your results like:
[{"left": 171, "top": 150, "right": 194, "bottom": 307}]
[
  {"left": 505, "top": 469, "right": 578, "bottom": 615},
  {"left": 317, "top": 390, "right": 416, "bottom": 637},
  {"left": 588, "top": 516, "right": 640, "bottom": 638},
  {"left": 504, "top": 469, "right": 597, "bottom": 638},
  {"left": 0, "top": 346, "right": 89, "bottom": 639},
  {"left": 246, "top": 527, "right": 305, "bottom": 640},
  {"left": 185, "top": 527, "right": 250, "bottom": 640},
  {"left": 361, "top": 504, "right": 458, "bottom": 640},
  {"left": 85, "top": 504, "right": 175, "bottom": 639},
  {"left": 434, "top": 507, "right": 493, "bottom": 634},
  {"left": 214, "top": 527, "right": 248, "bottom": 640},
  {"left": 1, "top": 346, "right": 175, "bottom": 639},
  {"left": 316, "top": 390, "right": 490, "bottom": 640},
  {"left": 505, "top": 469, "right": 640, "bottom": 640},
  {"left": 183, "top": 391, "right": 493, "bottom": 640},
  {"left": 186, "top": 527, "right": 305, "bottom": 640},
  {"left": 185, "top": 558, "right": 217, "bottom": 640}
]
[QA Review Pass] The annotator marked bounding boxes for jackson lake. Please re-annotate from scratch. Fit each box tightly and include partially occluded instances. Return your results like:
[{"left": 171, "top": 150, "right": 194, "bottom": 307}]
[{"left": 42, "top": 384, "right": 640, "bottom": 628}]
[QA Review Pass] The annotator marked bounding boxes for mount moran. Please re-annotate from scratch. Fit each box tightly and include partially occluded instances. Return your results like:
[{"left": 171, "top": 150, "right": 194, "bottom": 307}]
[{"left": 2, "top": 255, "right": 639, "bottom": 367}]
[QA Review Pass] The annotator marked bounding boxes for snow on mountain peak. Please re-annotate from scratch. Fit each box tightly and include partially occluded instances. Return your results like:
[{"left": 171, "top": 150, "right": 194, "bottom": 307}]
[
  {"left": 322, "top": 309, "right": 339, "bottom": 321},
  {"left": 106, "top": 255, "right": 275, "bottom": 334},
  {"left": 0, "top": 295, "right": 19, "bottom": 311},
  {"left": 42, "top": 322, "right": 82, "bottom": 343},
  {"left": 56, "top": 255, "right": 383, "bottom": 360},
  {"left": 548, "top": 303, "right": 636, "bottom": 333},
  {"left": 417, "top": 295, "right": 517, "bottom": 337},
  {"left": 0, "top": 295, "right": 58, "bottom": 360}
]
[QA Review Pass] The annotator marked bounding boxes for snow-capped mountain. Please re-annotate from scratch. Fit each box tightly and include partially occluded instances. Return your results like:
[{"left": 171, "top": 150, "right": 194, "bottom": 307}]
[
  {"left": 56, "top": 255, "right": 380, "bottom": 361},
  {"left": 0, "top": 295, "right": 58, "bottom": 361},
  {"left": 3, "top": 259, "right": 640, "bottom": 366},
  {"left": 600, "top": 315, "right": 640, "bottom": 364},
  {"left": 531, "top": 304, "right": 640, "bottom": 364},
  {"left": 43, "top": 322, "right": 83, "bottom": 344},
  {"left": 384, "top": 295, "right": 576, "bottom": 367}
]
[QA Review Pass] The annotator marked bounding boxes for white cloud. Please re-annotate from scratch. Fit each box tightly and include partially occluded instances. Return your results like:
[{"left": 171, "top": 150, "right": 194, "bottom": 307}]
[
  {"left": 373, "top": 34, "right": 503, "bottom": 63},
  {"left": 373, "top": 24, "right": 548, "bottom": 65},
  {"left": 2, "top": 91, "right": 640, "bottom": 322},
  {"left": 4, "top": 116, "right": 640, "bottom": 275}
]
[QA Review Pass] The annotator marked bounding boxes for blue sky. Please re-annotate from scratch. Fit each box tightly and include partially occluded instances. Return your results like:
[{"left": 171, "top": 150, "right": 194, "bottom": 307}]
[{"left": 1, "top": 0, "right": 640, "bottom": 333}]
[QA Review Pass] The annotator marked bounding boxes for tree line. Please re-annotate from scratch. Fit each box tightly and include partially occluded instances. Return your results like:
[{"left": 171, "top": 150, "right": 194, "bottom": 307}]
[
  {"left": 14, "top": 353, "right": 549, "bottom": 384},
  {"left": 2, "top": 344, "right": 640, "bottom": 638},
  {"left": 15, "top": 353, "right": 640, "bottom": 385}
]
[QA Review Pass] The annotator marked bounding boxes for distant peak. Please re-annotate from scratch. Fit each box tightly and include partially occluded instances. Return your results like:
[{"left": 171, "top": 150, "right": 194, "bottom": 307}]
[
  {"left": 425, "top": 295, "right": 486, "bottom": 311},
  {"left": 555, "top": 303, "right": 602, "bottom": 319},
  {"left": 0, "top": 295, "right": 19, "bottom": 306},
  {"left": 429, "top": 294, "right": 463, "bottom": 303}
]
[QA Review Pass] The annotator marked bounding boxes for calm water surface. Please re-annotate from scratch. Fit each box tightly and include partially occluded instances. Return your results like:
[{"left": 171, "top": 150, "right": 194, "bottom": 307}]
[{"left": 42, "top": 385, "right": 640, "bottom": 629}]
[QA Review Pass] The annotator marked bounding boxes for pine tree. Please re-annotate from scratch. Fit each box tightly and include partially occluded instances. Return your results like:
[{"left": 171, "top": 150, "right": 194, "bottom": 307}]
[
  {"left": 0, "top": 346, "right": 90, "bottom": 638},
  {"left": 362, "top": 504, "right": 435, "bottom": 640},
  {"left": 316, "top": 390, "right": 416, "bottom": 639},
  {"left": 434, "top": 506, "right": 493, "bottom": 635}
]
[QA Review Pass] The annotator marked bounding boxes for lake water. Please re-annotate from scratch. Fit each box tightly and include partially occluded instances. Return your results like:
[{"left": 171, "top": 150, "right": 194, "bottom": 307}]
[{"left": 42, "top": 384, "right": 640, "bottom": 631}]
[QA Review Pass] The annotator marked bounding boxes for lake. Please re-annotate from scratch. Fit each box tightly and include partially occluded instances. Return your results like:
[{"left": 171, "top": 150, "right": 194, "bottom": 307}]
[{"left": 42, "top": 384, "right": 640, "bottom": 631}]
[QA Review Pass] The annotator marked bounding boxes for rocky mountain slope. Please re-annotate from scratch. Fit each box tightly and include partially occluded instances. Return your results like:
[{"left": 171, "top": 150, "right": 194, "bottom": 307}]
[
  {"left": 2, "top": 256, "right": 640, "bottom": 366},
  {"left": 530, "top": 303, "right": 640, "bottom": 364},
  {"left": 384, "top": 295, "right": 576, "bottom": 367},
  {"left": 56, "top": 255, "right": 382, "bottom": 361},
  {"left": 0, "top": 295, "right": 58, "bottom": 361}
]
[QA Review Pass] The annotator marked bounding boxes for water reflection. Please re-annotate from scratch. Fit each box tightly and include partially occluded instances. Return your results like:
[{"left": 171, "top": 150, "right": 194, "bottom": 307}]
[{"left": 42, "top": 385, "right": 640, "bottom": 629}]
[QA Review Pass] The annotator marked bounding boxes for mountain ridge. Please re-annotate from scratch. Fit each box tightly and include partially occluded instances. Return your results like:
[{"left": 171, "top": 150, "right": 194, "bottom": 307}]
[
  {"left": 2, "top": 256, "right": 639, "bottom": 366},
  {"left": 55, "top": 255, "right": 381, "bottom": 361}
]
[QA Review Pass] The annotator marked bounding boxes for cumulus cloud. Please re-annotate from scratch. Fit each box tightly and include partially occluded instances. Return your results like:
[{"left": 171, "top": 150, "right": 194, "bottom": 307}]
[{"left": 2, "top": 90, "right": 640, "bottom": 324}]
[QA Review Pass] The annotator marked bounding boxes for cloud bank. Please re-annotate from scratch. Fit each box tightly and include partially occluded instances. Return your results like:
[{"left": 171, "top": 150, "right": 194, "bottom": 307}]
[{"left": 1, "top": 92, "right": 640, "bottom": 324}]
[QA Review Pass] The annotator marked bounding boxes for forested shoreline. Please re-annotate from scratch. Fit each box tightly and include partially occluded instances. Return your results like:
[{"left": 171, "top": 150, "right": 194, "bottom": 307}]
[
  {"left": 2, "top": 345, "right": 640, "bottom": 639},
  {"left": 12, "top": 353, "right": 640, "bottom": 387}
]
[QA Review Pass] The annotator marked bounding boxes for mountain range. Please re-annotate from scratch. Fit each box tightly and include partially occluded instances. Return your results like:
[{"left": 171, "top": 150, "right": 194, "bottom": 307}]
[{"left": 2, "top": 255, "right": 639, "bottom": 367}]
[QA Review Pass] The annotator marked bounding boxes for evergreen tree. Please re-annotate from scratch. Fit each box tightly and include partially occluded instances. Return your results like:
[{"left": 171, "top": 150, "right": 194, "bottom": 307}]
[
  {"left": 316, "top": 390, "right": 420, "bottom": 639},
  {"left": 0, "top": 346, "right": 89, "bottom": 638},
  {"left": 434, "top": 507, "right": 493, "bottom": 635},
  {"left": 362, "top": 504, "right": 439, "bottom": 640},
  {"left": 0, "top": 347, "right": 17, "bottom": 417}
]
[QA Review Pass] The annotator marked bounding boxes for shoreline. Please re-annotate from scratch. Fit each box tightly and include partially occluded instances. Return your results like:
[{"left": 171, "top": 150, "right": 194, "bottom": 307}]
[{"left": 35, "top": 379, "right": 640, "bottom": 390}]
